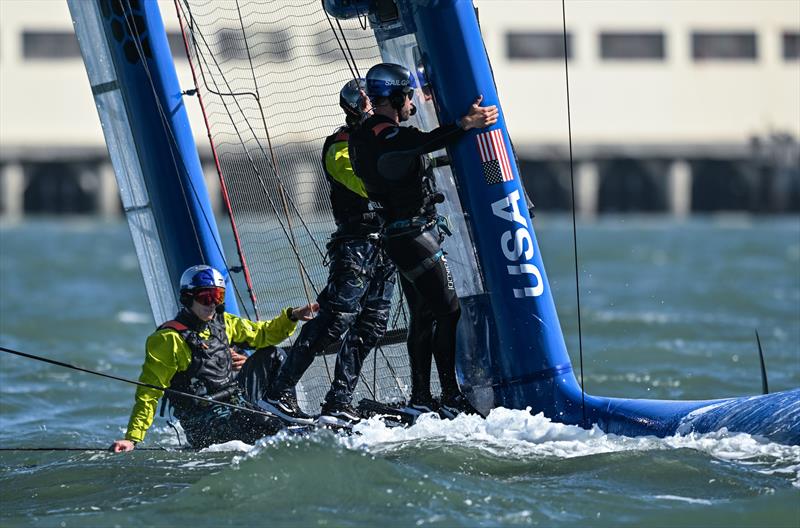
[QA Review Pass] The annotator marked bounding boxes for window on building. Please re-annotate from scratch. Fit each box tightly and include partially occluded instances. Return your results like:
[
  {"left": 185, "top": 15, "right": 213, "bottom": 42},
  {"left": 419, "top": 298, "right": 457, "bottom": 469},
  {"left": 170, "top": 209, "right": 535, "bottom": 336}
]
[
  {"left": 784, "top": 32, "right": 800, "bottom": 60},
  {"left": 692, "top": 32, "right": 757, "bottom": 60},
  {"left": 22, "top": 31, "right": 81, "bottom": 59},
  {"left": 506, "top": 32, "right": 572, "bottom": 60},
  {"left": 600, "top": 32, "right": 665, "bottom": 60}
]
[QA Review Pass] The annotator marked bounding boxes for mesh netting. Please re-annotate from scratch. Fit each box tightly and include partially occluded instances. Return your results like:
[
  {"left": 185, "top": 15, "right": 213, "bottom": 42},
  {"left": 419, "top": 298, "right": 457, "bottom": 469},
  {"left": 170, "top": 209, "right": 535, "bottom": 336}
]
[{"left": 174, "top": 0, "right": 437, "bottom": 410}]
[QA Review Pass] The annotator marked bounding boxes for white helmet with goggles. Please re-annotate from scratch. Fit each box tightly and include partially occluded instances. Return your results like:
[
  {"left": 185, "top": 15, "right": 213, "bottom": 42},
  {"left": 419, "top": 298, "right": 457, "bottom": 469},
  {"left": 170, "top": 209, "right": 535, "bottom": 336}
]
[{"left": 179, "top": 265, "right": 226, "bottom": 292}]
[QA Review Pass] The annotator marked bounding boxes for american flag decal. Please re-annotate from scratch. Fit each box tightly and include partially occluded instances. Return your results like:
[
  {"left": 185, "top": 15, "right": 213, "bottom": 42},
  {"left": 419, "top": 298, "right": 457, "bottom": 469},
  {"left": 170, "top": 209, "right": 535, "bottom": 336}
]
[{"left": 476, "top": 129, "right": 514, "bottom": 185}]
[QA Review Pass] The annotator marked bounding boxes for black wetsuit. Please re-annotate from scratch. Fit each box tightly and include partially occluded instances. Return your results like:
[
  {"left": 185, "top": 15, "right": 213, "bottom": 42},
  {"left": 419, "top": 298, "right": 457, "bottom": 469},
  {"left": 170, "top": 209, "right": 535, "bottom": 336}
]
[{"left": 349, "top": 114, "right": 466, "bottom": 403}]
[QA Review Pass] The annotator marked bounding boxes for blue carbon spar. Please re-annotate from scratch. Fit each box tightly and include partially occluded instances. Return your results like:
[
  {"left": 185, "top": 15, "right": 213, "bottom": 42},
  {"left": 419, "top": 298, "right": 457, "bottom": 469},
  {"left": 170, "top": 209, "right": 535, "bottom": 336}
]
[
  {"left": 71, "top": 0, "right": 238, "bottom": 316},
  {"left": 325, "top": 0, "right": 799, "bottom": 444}
]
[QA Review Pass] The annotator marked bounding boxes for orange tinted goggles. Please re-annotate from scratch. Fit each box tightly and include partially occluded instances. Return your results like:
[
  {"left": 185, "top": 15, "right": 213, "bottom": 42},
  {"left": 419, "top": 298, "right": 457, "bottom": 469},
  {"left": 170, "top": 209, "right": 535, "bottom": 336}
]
[{"left": 193, "top": 287, "right": 225, "bottom": 306}]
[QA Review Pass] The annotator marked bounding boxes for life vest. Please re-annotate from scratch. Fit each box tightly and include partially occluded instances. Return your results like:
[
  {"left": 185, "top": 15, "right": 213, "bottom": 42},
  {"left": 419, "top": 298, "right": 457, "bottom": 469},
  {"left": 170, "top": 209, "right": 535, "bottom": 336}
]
[
  {"left": 160, "top": 310, "right": 234, "bottom": 409},
  {"left": 350, "top": 116, "right": 432, "bottom": 222},
  {"left": 322, "top": 126, "right": 374, "bottom": 227}
]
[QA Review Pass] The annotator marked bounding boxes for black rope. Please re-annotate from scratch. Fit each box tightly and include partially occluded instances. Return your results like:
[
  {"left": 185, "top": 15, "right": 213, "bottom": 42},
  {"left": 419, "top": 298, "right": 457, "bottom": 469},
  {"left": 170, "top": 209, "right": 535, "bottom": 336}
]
[
  {"left": 175, "top": 1, "right": 405, "bottom": 401},
  {"left": 174, "top": 1, "right": 259, "bottom": 319},
  {"left": 322, "top": 1, "right": 360, "bottom": 83},
  {"left": 177, "top": 0, "right": 321, "bottom": 297},
  {"left": 115, "top": 0, "right": 253, "bottom": 320},
  {"left": 561, "top": 0, "right": 587, "bottom": 428},
  {"left": 335, "top": 18, "right": 363, "bottom": 79},
  {"left": 0, "top": 447, "right": 184, "bottom": 452},
  {"left": 0, "top": 346, "right": 281, "bottom": 421}
]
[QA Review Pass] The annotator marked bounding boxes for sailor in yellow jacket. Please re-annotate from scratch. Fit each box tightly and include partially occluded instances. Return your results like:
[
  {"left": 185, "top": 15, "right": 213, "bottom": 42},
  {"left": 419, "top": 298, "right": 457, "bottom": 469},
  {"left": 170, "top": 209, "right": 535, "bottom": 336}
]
[{"left": 111, "top": 265, "right": 317, "bottom": 451}]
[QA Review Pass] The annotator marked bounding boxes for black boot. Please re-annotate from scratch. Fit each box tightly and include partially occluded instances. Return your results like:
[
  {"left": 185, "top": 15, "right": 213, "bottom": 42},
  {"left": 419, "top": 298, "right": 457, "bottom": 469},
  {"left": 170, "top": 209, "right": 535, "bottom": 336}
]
[
  {"left": 262, "top": 390, "right": 314, "bottom": 424},
  {"left": 439, "top": 393, "right": 481, "bottom": 419},
  {"left": 319, "top": 400, "right": 362, "bottom": 426}
]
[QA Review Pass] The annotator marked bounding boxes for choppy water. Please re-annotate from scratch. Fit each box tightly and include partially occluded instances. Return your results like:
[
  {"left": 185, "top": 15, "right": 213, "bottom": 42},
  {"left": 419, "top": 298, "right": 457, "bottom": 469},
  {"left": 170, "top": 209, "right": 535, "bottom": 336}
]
[{"left": 1, "top": 216, "right": 799, "bottom": 527}]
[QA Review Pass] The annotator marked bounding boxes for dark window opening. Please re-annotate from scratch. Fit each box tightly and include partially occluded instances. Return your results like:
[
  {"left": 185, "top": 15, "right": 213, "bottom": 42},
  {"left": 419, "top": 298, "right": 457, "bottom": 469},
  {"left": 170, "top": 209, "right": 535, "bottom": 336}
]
[
  {"left": 22, "top": 31, "right": 81, "bottom": 59},
  {"left": 517, "top": 160, "right": 570, "bottom": 210},
  {"left": 598, "top": 159, "right": 667, "bottom": 212},
  {"left": 784, "top": 32, "right": 800, "bottom": 60},
  {"left": 507, "top": 32, "right": 573, "bottom": 60},
  {"left": 23, "top": 163, "right": 96, "bottom": 215},
  {"left": 692, "top": 31, "right": 757, "bottom": 60},
  {"left": 691, "top": 160, "right": 759, "bottom": 212},
  {"left": 600, "top": 32, "right": 665, "bottom": 60}
]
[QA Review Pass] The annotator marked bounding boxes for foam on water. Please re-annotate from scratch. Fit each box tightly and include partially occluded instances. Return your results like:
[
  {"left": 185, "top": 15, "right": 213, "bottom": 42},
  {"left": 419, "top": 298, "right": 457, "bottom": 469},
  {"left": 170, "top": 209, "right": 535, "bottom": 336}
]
[
  {"left": 342, "top": 408, "right": 800, "bottom": 486},
  {"left": 205, "top": 407, "right": 800, "bottom": 487}
]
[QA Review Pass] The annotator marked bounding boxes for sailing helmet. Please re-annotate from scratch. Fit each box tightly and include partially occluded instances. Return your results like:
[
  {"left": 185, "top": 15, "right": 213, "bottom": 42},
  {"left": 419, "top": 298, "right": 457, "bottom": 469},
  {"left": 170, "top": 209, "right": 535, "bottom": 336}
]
[
  {"left": 365, "top": 63, "right": 417, "bottom": 99},
  {"left": 179, "top": 265, "right": 225, "bottom": 292},
  {"left": 339, "top": 78, "right": 367, "bottom": 119}
]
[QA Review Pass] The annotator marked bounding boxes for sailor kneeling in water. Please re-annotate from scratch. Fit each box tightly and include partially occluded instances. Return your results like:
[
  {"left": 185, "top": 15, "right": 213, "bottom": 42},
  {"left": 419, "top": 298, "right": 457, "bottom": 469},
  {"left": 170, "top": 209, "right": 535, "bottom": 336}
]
[{"left": 110, "top": 265, "right": 317, "bottom": 452}]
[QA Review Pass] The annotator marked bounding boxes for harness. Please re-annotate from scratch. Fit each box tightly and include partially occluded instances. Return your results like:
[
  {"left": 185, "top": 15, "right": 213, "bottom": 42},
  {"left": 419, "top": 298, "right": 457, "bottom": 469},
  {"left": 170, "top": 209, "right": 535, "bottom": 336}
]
[
  {"left": 158, "top": 311, "right": 237, "bottom": 414},
  {"left": 323, "top": 126, "right": 375, "bottom": 227}
]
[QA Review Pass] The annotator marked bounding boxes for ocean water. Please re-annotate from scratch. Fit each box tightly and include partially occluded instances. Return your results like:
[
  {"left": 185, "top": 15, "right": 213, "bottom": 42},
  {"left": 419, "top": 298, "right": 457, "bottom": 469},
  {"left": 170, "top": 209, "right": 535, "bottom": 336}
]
[{"left": 0, "top": 216, "right": 798, "bottom": 527}]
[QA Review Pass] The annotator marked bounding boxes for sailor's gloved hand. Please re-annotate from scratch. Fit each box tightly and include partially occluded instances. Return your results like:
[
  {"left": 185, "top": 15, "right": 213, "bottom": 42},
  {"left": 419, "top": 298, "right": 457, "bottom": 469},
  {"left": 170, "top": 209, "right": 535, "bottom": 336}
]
[
  {"left": 291, "top": 303, "right": 320, "bottom": 322},
  {"left": 230, "top": 348, "right": 248, "bottom": 371},
  {"left": 458, "top": 95, "right": 499, "bottom": 131},
  {"left": 110, "top": 439, "right": 135, "bottom": 453}
]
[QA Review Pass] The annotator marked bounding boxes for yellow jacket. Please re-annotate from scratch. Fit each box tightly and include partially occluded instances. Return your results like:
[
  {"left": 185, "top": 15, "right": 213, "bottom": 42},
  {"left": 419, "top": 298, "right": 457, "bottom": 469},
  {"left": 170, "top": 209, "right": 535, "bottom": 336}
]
[{"left": 124, "top": 309, "right": 297, "bottom": 442}]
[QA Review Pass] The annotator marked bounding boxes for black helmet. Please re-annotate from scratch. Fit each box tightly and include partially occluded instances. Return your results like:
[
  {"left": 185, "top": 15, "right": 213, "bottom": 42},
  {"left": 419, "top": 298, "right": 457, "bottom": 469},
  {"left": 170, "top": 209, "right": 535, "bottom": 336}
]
[
  {"left": 339, "top": 78, "right": 366, "bottom": 119},
  {"left": 365, "top": 63, "right": 417, "bottom": 99}
]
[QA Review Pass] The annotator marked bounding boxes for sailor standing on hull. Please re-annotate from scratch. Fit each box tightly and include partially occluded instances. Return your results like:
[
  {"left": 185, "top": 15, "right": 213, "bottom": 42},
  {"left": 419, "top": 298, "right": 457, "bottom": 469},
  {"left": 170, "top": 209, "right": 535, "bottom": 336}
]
[
  {"left": 263, "top": 80, "right": 396, "bottom": 426},
  {"left": 110, "top": 265, "right": 317, "bottom": 451},
  {"left": 348, "top": 63, "right": 498, "bottom": 417}
]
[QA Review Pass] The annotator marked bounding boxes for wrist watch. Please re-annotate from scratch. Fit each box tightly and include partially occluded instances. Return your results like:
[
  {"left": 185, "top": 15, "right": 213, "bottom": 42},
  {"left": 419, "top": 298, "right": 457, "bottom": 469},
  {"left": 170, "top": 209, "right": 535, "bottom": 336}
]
[{"left": 287, "top": 307, "right": 298, "bottom": 322}]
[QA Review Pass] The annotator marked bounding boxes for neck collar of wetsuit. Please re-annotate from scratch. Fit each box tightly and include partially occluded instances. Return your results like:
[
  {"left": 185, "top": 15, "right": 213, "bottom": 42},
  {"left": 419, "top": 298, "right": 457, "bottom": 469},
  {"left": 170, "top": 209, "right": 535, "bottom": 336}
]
[{"left": 178, "top": 307, "right": 210, "bottom": 332}]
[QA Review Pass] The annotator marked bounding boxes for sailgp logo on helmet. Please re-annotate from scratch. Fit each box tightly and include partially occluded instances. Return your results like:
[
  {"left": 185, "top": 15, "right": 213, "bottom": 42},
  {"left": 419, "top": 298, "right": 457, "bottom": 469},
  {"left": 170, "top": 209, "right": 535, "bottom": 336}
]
[{"left": 365, "top": 63, "right": 417, "bottom": 98}]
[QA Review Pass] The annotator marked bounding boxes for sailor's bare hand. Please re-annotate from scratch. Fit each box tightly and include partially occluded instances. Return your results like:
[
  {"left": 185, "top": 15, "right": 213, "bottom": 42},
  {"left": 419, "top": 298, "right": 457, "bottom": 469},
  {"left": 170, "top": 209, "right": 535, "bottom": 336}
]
[
  {"left": 359, "top": 89, "right": 372, "bottom": 113},
  {"left": 459, "top": 95, "right": 498, "bottom": 130},
  {"left": 230, "top": 348, "right": 248, "bottom": 371},
  {"left": 110, "top": 440, "right": 135, "bottom": 453},
  {"left": 292, "top": 303, "right": 319, "bottom": 321}
]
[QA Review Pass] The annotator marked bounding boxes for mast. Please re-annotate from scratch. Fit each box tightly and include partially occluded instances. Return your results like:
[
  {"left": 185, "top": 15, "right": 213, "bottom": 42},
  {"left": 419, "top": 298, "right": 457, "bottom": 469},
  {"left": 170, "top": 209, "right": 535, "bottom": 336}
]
[
  {"left": 326, "top": 0, "right": 577, "bottom": 416},
  {"left": 68, "top": 0, "right": 238, "bottom": 323}
]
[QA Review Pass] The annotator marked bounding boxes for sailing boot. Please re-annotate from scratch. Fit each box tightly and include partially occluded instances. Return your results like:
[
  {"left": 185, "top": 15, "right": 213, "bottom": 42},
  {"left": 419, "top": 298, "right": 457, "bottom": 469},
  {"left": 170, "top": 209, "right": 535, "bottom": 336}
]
[
  {"left": 261, "top": 390, "right": 314, "bottom": 424},
  {"left": 439, "top": 393, "right": 482, "bottom": 419},
  {"left": 318, "top": 400, "right": 362, "bottom": 427},
  {"left": 402, "top": 394, "right": 439, "bottom": 418}
]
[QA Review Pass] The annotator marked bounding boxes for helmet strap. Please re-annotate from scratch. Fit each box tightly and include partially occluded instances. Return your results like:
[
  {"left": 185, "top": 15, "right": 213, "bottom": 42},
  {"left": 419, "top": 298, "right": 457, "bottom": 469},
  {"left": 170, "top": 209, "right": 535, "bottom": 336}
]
[{"left": 179, "top": 291, "right": 194, "bottom": 309}]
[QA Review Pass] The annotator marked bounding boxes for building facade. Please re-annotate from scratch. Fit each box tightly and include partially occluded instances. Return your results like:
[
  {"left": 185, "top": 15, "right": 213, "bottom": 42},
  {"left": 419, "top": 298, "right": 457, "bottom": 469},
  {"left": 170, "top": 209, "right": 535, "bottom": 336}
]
[{"left": 0, "top": 0, "right": 798, "bottom": 217}]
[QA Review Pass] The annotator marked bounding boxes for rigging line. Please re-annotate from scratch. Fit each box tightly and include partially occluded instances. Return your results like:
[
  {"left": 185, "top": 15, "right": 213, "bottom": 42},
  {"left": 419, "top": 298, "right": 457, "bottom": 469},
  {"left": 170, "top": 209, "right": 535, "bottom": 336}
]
[
  {"left": 283, "top": 191, "right": 328, "bottom": 260},
  {"left": 235, "top": 0, "right": 315, "bottom": 309},
  {"left": 322, "top": 2, "right": 360, "bottom": 83},
  {"left": 234, "top": 0, "right": 331, "bottom": 384},
  {"left": 116, "top": 0, "right": 252, "bottom": 320},
  {"left": 0, "top": 346, "right": 282, "bottom": 421},
  {"left": 373, "top": 342, "right": 407, "bottom": 399},
  {"left": 334, "top": 18, "right": 363, "bottom": 79},
  {"left": 174, "top": 0, "right": 260, "bottom": 320},
  {"left": 178, "top": 1, "right": 321, "bottom": 291},
  {"left": 179, "top": 2, "right": 320, "bottom": 298},
  {"left": 372, "top": 338, "right": 378, "bottom": 399},
  {"left": 560, "top": 0, "right": 587, "bottom": 428},
  {"left": 0, "top": 447, "right": 183, "bottom": 452}
]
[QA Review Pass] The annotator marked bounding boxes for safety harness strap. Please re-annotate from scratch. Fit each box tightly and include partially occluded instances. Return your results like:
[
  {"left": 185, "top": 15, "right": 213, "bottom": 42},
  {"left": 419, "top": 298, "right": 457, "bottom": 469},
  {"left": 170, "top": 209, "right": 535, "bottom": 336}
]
[{"left": 403, "top": 249, "right": 445, "bottom": 282}]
